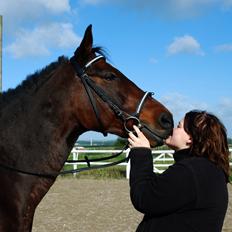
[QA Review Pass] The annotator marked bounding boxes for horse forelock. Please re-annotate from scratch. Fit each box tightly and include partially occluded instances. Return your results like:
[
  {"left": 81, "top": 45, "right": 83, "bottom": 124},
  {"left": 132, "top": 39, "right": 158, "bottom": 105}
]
[
  {"left": 87, "top": 47, "right": 120, "bottom": 81},
  {"left": 0, "top": 46, "right": 111, "bottom": 108},
  {"left": 92, "top": 46, "right": 108, "bottom": 59}
]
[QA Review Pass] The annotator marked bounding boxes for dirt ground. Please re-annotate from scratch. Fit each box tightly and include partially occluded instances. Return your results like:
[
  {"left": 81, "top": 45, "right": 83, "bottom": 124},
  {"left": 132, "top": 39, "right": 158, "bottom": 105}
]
[{"left": 33, "top": 178, "right": 232, "bottom": 232}]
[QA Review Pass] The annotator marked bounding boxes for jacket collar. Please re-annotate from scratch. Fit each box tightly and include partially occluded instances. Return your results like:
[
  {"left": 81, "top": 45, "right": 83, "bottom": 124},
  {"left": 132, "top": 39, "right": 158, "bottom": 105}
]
[{"left": 173, "top": 148, "right": 192, "bottom": 162}]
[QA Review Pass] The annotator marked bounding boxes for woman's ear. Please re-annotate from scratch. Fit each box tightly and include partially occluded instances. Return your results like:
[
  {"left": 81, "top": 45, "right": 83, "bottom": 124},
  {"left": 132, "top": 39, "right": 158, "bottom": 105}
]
[{"left": 186, "top": 136, "right": 192, "bottom": 146}]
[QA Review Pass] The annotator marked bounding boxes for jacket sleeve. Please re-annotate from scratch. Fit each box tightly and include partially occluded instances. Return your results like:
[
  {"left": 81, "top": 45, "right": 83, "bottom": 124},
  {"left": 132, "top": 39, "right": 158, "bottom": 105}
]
[{"left": 129, "top": 147, "right": 196, "bottom": 216}]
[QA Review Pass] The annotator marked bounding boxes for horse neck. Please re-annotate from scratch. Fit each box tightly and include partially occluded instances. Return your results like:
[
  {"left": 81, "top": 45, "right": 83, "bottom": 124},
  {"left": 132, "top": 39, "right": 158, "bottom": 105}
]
[
  {"left": 31, "top": 64, "right": 86, "bottom": 168},
  {"left": 0, "top": 63, "right": 85, "bottom": 172}
]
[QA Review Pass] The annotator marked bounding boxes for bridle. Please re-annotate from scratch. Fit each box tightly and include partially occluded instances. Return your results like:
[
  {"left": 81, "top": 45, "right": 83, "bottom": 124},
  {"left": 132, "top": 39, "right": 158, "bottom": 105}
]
[
  {"left": 70, "top": 55, "right": 155, "bottom": 136},
  {"left": 70, "top": 55, "right": 168, "bottom": 146},
  {"left": 0, "top": 55, "right": 166, "bottom": 178}
]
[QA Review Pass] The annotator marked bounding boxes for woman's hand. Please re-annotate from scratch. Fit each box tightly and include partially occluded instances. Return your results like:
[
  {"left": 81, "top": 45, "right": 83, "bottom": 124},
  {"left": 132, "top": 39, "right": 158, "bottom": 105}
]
[{"left": 128, "top": 125, "right": 150, "bottom": 148}]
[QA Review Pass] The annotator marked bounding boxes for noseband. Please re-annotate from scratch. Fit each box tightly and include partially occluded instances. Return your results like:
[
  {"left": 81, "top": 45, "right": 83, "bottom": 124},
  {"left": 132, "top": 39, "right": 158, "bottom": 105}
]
[
  {"left": 123, "top": 91, "right": 153, "bottom": 133},
  {"left": 70, "top": 55, "right": 157, "bottom": 138}
]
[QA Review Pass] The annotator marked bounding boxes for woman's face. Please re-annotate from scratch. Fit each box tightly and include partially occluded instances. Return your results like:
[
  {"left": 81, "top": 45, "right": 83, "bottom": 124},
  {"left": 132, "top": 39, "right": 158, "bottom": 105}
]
[{"left": 165, "top": 118, "right": 192, "bottom": 151}]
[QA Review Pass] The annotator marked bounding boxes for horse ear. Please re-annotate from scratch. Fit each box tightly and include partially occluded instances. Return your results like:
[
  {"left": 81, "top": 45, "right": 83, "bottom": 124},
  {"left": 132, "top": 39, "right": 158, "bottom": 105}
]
[{"left": 74, "top": 24, "right": 93, "bottom": 57}]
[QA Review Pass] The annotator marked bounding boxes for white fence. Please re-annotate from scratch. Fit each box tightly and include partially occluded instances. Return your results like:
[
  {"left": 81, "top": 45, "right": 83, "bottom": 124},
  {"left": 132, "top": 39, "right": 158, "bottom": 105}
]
[{"left": 66, "top": 148, "right": 232, "bottom": 179}]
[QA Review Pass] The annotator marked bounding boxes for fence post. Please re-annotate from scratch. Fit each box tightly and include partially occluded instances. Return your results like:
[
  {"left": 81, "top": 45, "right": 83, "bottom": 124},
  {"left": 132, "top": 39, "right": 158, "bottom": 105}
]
[
  {"left": 126, "top": 148, "right": 130, "bottom": 179},
  {"left": 72, "top": 151, "right": 78, "bottom": 177}
]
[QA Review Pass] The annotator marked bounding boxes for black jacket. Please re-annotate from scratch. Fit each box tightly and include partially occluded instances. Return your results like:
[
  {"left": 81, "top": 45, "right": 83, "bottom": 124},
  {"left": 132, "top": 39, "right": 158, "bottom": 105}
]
[{"left": 129, "top": 148, "right": 228, "bottom": 232}]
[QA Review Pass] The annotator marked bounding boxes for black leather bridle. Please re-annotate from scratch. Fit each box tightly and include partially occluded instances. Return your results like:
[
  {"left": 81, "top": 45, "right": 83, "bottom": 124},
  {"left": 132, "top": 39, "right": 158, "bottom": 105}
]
[
  {"left": 70, "top": 54, "right": 169, "bottom": 146},
  {"left": 70, "top": 55, "right": 154, "bottom": 136}
]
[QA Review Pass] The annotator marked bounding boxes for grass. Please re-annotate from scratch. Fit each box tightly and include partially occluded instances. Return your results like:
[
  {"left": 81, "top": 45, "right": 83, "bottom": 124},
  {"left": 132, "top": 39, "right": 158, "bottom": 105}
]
[{"left": 61, "top": 166, "right": 126, "bottom": 179}]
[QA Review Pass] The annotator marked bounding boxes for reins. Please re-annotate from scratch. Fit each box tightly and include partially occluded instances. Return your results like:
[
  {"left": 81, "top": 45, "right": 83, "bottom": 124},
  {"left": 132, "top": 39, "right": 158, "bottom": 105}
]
[
  {"left": 0, "top": 143, "right": 130, "bottom": 178},
  {"left": 0, "top": 54, "right": 163, "bottom": 178},
  {"left": 62, "top": 143, "right": 129, "bottom": 174}
]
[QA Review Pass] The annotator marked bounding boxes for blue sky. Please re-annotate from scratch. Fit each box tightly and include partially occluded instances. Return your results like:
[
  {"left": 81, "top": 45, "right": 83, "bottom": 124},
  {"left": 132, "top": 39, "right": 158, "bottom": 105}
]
[{"left": 1, "top": 0, "right": 232, "bottom": 141}]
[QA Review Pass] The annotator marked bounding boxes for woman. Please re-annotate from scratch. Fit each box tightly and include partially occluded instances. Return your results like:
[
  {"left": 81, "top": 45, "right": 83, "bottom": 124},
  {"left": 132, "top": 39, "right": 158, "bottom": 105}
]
[{"left": 128, "top": 110, "right": 229, "bottom": 232}]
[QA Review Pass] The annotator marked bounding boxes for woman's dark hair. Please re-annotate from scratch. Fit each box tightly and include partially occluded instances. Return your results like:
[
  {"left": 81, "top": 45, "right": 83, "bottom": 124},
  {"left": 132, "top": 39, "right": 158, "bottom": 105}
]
[{"left": 184, "top": 110, "right": 230, "bottom": 182}]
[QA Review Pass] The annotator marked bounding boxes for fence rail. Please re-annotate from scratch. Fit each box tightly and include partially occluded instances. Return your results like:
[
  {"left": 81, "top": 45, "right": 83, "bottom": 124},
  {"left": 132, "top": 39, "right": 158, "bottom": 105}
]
[{"left": 65, "top": 147, "right": 232, "bottom": 179}]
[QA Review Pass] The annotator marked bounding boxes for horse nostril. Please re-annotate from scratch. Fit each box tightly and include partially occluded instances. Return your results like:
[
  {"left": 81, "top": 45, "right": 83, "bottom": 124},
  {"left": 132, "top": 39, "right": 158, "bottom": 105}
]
[{"left": 158, "top": 112, "right": 174, "bottom": 129}]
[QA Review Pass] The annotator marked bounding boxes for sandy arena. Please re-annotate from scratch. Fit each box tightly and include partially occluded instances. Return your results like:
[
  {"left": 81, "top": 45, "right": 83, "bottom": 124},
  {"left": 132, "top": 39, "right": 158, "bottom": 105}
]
[{"left": 33, "top": 178, "right": 232, "bottom": 232}]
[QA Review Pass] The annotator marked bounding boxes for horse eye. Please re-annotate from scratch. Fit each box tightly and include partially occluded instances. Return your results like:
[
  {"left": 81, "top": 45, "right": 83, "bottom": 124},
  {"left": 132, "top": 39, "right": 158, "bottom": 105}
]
[{"left": 104, "top": 73, "right": 117, "bottom": 80}]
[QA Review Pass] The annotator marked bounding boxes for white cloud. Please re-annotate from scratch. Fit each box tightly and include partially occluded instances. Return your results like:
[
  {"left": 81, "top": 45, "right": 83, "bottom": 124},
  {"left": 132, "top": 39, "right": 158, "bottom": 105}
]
[
  {"left": 5, "top": 23, "right": 81, "bottom": 58},
  {"left": 37, "top": 0, "right": 71, "bottom": 13},
  {"left": 167, "top": 35, "right": 205, "bottom": 56},
  {"left": 81, "top": 0, "right": 107, "bottom": 5},
  {"left": 80, "top": 0, "right": 229, "bottom": 19},
  {"left": 160, "top": 92, "right": 208, "bottom": 123},
  {"left": 1, "top": 0, "right": 77, "bottom": 58},
  {"left": 217, "top": 98, "right": 232, "bottom": 120},
  {"left": 160, "top": 93, "right": 232, "bottom": 137},
  {"left": 215, "top": 43, "right": 232, "bottom": 52},
  {"left": 222, "top": 0, "right": 232, "bottom": 9},
  {"left": 216, "top": 98, "right": 232, "bottom": 137},
  {"left": 0, "top": 0, "right": 71, "bottom": 32},
  {"left": 149, "top": 57, "right": 158, "bottom": 64},
  {"left": 0, "top": 0, "right": 70, "bottom": 15}
]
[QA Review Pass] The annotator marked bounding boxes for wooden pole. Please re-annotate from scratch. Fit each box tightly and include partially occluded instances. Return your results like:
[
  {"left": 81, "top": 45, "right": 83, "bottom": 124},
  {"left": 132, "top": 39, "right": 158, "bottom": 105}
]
[{"left": 0, "top": 15, "right": 2, "bottom": 92}]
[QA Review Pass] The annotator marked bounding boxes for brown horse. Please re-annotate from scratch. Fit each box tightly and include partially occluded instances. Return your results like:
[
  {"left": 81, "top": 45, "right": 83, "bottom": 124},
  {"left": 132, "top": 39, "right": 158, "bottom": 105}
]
[{"left": 0, "top": 25, "right": 173, "bottom": 231}]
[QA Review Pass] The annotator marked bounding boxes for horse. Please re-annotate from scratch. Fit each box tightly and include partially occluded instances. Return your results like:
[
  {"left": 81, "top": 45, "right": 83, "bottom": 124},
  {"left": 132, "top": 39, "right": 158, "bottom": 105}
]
[{"left": 0, "top": 25, "right": 173, "bottom": 231}]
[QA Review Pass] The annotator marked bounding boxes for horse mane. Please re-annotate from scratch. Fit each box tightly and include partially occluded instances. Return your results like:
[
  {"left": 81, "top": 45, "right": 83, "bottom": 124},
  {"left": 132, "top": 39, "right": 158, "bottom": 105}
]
[
  {"left": 0, "top": 46, "right": 109, "bottom": 108},
  {"left": 0, "top": 56, "right": 69, "bottom": 107}
]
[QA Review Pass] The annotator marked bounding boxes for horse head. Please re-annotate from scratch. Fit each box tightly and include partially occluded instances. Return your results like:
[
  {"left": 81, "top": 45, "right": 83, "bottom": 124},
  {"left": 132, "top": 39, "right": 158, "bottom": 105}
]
[{"left": 69, "top": 25, "right": 173, "bottom": 147}]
